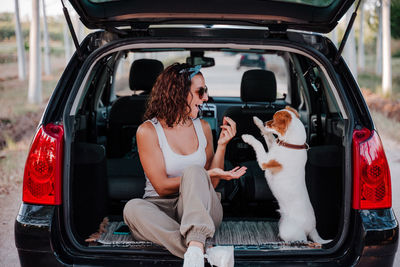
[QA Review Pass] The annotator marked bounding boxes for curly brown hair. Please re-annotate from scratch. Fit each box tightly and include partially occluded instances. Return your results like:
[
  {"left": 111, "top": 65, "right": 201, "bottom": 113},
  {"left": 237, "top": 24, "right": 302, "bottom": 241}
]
[{"left": 143, "top": 63, "right": 201, "bottom": 127}]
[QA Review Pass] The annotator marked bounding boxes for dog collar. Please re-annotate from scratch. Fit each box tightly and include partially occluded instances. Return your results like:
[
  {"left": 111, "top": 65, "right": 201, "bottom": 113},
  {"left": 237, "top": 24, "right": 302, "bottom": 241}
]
[{"left": 276, "top": 139, "right": 309, "bottom": 150}]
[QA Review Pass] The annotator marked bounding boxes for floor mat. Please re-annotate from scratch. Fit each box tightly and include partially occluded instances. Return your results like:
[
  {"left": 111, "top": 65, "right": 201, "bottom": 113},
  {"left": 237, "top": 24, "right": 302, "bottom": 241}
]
[{"left": 86, "top": 218, "right": 321, "bottom": 249}]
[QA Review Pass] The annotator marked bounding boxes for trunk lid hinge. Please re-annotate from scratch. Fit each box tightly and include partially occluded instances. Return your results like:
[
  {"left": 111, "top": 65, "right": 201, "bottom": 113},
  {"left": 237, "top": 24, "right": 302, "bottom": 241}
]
[
  {"left": 61, "top": 0, "right": 83, "bottom": 61},
  {"left": 334, "top": 0, "right": 362, "bottom": 65}
]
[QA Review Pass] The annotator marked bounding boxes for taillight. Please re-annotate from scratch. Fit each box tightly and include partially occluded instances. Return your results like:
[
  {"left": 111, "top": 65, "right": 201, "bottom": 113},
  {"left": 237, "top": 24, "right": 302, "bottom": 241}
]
[
  {"left": 352, "top": 128, "right": 391, "bottom": 209},
  {"left": 23, "top": 123, "right": 64, "bottom": 205}
]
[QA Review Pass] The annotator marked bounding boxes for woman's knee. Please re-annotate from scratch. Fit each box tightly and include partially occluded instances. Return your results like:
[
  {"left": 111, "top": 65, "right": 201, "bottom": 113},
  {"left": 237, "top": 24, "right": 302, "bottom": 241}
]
[
  {"left": 123, "top": 198, "right": 146, "bottom": 221},
  {"left": 182, "top": 165, "right": 208, "bottom": 183}
]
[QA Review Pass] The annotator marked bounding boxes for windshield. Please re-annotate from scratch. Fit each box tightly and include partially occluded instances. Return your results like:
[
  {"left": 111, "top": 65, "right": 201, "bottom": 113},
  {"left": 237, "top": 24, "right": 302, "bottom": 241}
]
[{"left": 114, "top": 50, "right": 288, "bottom": 98}]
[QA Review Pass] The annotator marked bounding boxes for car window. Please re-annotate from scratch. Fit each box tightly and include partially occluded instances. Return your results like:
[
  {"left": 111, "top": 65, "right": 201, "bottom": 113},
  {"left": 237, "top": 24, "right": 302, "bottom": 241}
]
[{"left": 112, "top": 51, "right": 288, "bottom": 99}]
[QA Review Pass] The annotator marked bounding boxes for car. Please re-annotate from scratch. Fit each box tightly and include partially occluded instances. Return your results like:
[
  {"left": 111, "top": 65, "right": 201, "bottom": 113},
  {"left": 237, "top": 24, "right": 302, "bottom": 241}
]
[
  {"left": 15, "top": 0, "right": 398, "bottom": 266},
  {"left": 237, "top": 53, "right": 266, "bottom": 70}
]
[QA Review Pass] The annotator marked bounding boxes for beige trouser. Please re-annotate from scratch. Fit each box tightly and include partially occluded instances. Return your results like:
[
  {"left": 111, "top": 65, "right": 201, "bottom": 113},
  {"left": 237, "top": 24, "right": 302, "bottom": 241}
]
[{"left": 123, "top": 165, "right": 223, "bottom": 258}]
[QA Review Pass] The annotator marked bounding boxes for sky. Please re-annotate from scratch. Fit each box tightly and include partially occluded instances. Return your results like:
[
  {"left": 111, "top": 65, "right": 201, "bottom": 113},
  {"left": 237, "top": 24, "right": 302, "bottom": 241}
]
[{"left": 0, "top": 0, "right": 72, "bottom": 21}]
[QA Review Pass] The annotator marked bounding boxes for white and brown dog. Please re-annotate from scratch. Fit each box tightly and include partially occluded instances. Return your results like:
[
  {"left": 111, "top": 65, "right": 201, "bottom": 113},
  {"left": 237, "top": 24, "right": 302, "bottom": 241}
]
[{"left": 242, "top": 106, "right": 330, "bottom": 244}]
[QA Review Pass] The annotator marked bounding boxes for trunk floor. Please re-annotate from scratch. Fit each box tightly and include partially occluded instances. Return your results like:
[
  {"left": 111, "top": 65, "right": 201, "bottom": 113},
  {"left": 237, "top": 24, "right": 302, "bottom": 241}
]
[{"left": 86, "top": 219, "right": 322, "bottom": 250}]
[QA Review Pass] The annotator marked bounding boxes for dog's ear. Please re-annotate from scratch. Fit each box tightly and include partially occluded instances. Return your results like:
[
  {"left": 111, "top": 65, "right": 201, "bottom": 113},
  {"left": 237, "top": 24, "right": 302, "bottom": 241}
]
[
  {"left": 265, "top": 120, "right": 273, "bottom": 128},
  {"left": 261, "top": 159, "right": 283, "bottom": 174},
  {"left": 285, "top": 106, "right": 300, "bottom": 118},
  {"left": 264, "top": 120, "right": 279, "bottom": 136},
  {"left": 268, "top": 110, "right": 292, "bottom": 137}
]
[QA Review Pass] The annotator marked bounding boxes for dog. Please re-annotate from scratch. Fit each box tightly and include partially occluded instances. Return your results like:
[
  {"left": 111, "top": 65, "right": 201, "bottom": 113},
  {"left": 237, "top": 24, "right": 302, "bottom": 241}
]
[{"left": 241, "top": 106, "right": 330, "bottom": 244}]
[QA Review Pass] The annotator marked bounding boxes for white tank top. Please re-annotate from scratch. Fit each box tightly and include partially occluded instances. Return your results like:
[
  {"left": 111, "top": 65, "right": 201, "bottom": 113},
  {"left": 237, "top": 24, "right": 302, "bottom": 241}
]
[{"left": 142, "top": 118, "right": 207, "bottom": 198}]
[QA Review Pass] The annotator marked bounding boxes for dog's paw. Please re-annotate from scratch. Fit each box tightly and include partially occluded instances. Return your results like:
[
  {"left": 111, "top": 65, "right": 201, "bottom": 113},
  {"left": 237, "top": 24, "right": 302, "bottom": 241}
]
[
  {"left": 241, "top": 134, "right": 254, "bottom": 144},
  {"left": 253, "top": 116, "right": 263, "bottom": 127}
]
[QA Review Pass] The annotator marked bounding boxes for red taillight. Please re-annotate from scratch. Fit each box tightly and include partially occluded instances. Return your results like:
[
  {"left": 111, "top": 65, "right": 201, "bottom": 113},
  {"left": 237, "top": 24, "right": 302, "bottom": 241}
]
[
  {"left": 23, "top": 123, "right": 64, "bottom": 205},
  {"left": 352, "top": 128, "right": 391, "bottom": 209}
]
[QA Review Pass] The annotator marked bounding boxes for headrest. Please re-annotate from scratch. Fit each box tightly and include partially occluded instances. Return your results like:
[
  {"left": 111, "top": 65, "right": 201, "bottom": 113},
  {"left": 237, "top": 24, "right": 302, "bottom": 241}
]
[
  {"left": 129, "top": 59, "right": 164, "bottom": 93},
  {"left": 240, "top": 69, "right": 277, "bottom": 102}
]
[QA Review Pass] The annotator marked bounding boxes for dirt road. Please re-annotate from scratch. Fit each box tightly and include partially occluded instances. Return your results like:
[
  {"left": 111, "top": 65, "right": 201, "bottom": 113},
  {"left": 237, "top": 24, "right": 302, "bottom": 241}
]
[
  {"left": 0, "top": 182, "right": 21, "bottom": 266},
  {"left": 1, "top": 135, "right": 399, "bottom": 266}
]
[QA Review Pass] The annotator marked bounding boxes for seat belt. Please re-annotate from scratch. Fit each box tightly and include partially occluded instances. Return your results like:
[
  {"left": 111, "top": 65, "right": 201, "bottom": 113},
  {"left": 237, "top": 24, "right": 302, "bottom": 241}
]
[{"left": 311, "top": 77, "right": 324, "bottom": 145}]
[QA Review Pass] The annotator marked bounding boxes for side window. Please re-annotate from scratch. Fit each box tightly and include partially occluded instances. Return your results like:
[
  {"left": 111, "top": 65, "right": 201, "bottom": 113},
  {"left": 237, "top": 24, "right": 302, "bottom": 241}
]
[
  {"left": 113, "top": 55, "right": 133, "bottom": 97},
  {"left": 267, "top": 54, "right": 289, "bottom": 99}
]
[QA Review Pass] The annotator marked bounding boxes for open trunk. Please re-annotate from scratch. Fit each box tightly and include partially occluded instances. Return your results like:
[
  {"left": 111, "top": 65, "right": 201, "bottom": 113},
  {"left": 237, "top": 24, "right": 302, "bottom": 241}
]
[{"left": 65, "top": 35, "right": 346, "bottom": 255}]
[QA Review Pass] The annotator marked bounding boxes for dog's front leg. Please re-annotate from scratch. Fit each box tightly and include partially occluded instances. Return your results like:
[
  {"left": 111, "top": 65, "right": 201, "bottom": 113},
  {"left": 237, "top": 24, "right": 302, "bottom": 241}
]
[
  {"left": 263, "top": 132, "right": 275, "bottom": 150},
  {"left": 253, "top": 116, "right": 275, "bottom": 149},
  {"left": 242, "top": 134, "right": 269, "bottom": 169}
]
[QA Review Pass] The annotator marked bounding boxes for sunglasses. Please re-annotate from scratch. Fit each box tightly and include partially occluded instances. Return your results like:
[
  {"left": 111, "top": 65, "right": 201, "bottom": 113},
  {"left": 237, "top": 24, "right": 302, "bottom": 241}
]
[{"left": 196, "top": 86, "right": 208, "bottom": 98}]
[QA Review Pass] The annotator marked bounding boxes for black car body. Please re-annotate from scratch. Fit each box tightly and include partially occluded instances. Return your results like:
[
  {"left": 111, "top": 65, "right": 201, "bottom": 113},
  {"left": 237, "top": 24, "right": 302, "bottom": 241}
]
[{"left": 15, "top": 0, "right": 398, "bottom": 266}]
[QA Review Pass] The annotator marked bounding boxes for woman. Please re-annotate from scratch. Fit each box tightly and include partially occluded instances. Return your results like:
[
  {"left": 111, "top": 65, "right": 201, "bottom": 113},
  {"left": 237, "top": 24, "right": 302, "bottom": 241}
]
[{"left": 123, "top": 63, "right": 246, "bottom": 267}]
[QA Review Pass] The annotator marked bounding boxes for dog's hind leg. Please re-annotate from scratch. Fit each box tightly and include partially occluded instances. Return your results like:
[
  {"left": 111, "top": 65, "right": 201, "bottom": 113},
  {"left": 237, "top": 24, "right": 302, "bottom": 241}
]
[
  {"left": 278, "top": 218, "right": 307, "bottom": 243},
  {"left": 308, "top": 228, "right": 332, "bottom": 244}
]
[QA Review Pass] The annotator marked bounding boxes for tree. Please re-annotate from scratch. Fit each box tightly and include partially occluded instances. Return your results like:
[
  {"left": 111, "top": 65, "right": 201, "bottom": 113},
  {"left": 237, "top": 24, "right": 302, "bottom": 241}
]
[
  {"left": 42, "top": 0, "right": 51, "bottom": 75},
  {"left": 357, "top": 1, "right": 365, "bottom": 72},
  {"left": 382, "top": 0, "right": 392, "bottom": 95},
  {"left": 376, "top": 1, "right": 382, "bottom": 75},
  {"left": 391, "top": 0, "right": 400, "bottom": 39},
  {"left": 14, "top": 0, "right": 26, "bottom": 80},
  {"left": 28, "top": 0, "right": 41, "bottom": 104}
]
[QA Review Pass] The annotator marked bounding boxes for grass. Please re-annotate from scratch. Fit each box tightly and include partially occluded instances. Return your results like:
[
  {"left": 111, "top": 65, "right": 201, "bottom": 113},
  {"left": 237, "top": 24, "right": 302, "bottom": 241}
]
[
  {"left": 358, "top": 55, "right": 400, "bottom": 99},
  {"left": 0, "top": 141, "right": 29, "bottom": 194},
  {"left": 370, "top": 110, "right": 400, "bottom": 144},
  {"left": 0, "top": 78, "right": 58, "bottom": 117},
  {"left": 0, "top": 56, "right": 64, "bottom": 118},
  {"left": 0, "top": 58, "right": 64, "bottom": 193}
]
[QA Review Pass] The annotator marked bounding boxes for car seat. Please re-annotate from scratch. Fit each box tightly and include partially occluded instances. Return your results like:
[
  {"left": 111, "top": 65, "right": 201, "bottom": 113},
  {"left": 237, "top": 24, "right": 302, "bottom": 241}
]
[
  {"left": 223, "top": 69, "right": 278, "bottom": 164},
  {"left": 221, "top": 69, "right": 280, "bottom": 204},
  {"left": 107, "top": 59, "right": 164, "bottom": 158}
]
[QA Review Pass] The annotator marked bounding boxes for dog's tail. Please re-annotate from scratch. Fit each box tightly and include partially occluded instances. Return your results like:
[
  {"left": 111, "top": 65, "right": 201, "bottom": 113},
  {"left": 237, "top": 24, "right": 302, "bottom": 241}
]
[{"left": 309, "top": 228, "right": 332, "bottom": 244}]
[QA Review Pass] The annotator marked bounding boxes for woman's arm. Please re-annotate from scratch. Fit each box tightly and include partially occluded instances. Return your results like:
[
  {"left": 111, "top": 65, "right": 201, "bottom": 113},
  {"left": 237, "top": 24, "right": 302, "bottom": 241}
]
[{"left": 136, "top": 121, "right": 181, "bottom": 197}]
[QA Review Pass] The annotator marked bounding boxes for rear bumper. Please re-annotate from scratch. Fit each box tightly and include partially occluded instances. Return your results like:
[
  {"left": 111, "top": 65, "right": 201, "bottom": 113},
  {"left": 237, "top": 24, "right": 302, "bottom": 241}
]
[
  {"left": 15, "top": 204, "right": 66, "bottom": 267},
  {"left": 15, "top": 204, "right": 398, "bottom": 266},
  {"left": 355, "top": 209, "right": 399, "bottom": 266}
]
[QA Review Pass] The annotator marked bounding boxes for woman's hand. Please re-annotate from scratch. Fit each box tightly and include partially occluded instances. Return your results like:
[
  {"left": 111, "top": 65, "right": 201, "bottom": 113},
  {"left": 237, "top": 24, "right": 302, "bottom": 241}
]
[
  {"left": 207, "top": 166, "right": 247, "bottom": 181},
  {"left": 218, "top": 116, "right": 237, "bottom": 147}
]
